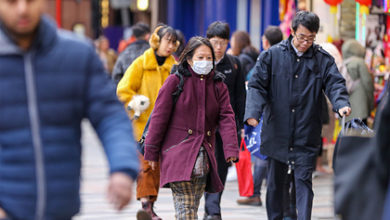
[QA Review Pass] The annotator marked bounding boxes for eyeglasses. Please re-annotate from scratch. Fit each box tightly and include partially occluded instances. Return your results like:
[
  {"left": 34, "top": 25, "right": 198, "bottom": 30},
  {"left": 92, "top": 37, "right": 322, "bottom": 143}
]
[
  {"left": 210, "top": 39, "right": 228, "bottom": 47},
  {"left": 295, "top": 34, "right": 316, "bottom": 43}
]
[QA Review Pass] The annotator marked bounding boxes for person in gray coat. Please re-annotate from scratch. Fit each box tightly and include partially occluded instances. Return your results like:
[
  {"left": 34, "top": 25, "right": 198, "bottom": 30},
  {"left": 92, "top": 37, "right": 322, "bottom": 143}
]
[
  {"left": 342, "top": 39, "right": 375, "bottom": 124},
  {"left": 112, "top": 23, "right": 150, "bottom": 84},
  {"left": 245, "top": 11, "right": 351, "bottom": 220}
]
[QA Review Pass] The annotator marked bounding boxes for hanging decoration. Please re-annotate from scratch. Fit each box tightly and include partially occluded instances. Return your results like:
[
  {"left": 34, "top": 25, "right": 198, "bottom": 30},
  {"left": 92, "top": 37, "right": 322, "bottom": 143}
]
[
  {"left": 355, "top": 0, "right": 371, "bottom": 45},
  {"left": 56, "top": 0, "right": 62, "bottom": 27},
  {"left": 279, "top": 0, "right": 288, "bottom": 22},
  {"left": 385, "top": 0, "right": 390, "bottom": 13},
  {"left": 356, "top": 0, "right": 371, "bottom": 14},
  {"left": 279, "top": 0, "right": 296, "bottom": 37},
  {"left": 323, "top": 0, "right": 343, "bottom": 42},
  {"left": 324, "top": 0, "right": 343, "bottom": 13},
  {"left": 101, "top": 0, "right": 110, "bottom": 28}
]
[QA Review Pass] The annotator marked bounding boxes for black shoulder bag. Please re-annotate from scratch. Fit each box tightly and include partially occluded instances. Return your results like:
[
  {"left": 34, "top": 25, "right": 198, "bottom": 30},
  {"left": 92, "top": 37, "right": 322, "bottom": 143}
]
[{"left": 137, "top": 72, "right": 185, "bottom": 155}]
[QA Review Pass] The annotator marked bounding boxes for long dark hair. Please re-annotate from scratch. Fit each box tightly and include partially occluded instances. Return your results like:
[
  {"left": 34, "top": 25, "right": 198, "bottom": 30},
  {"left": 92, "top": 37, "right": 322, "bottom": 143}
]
[{"left": 177, "top": 36, "right": 216, "bottom": 72}]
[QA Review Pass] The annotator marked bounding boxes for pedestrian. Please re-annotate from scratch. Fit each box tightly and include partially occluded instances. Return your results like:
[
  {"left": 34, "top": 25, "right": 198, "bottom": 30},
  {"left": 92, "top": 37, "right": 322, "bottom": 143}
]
[
  {"left": 236, "top": 26, "right": 283, "bottom": 207},
  {"left": 144, "top": 36, "right": 239, "bottom": 220},
  {"left": 117, "top": 24, "right": 179, "bottom": 220},
  {"left": 341, "top": 39, "right": 375, "bottom": 125},
  {"left": 173, "top": 29, "right": 186, "bottom": 61},
  {"left": 112, "top": 23, "right": 151, "bottom": 84},
  {"left": 203, "top": 21, "right": 246, "bottom": 220},
  {"left": 229, "top": 30, "right": 259, "bottom": 79},
  {"left": 0, "top": 0, "right": 139, "bottom": 219},
  {"left": 245, "top": 11, "right": 351, "bottom": 220},
  {"left": 96, "top": 35, "right": 118, "bottom": 76}
]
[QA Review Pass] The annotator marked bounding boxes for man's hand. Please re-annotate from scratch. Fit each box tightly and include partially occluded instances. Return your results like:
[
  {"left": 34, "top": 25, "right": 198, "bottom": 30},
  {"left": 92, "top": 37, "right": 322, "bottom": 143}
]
[
  {"left": 246, "top": 118, "right": 259, "bottom": 127},
  {"left": 240, "top": 129, "right": 245, "bottom": 139},
  {"left": 107, "top": 172, "right": 134, "bottom": 211},
  {"left": 338, "top": 106, "right": 352, "bottom": 117},
  {"left": 148, "top": 161, "right": 157, "bottom": 170},
  {"left": 0, "top": 207, "right": 7, "bottom": 218}
]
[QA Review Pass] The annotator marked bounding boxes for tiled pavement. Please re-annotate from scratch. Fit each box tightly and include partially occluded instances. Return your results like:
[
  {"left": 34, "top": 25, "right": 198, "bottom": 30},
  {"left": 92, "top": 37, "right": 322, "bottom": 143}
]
[{"left": 74, "top": 121, "right": 334, "bottom": 220}]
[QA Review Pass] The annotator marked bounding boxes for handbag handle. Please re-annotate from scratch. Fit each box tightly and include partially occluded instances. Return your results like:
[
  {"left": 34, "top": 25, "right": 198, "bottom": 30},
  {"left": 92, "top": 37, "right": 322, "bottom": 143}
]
[
  {"left": 341, "top": 115, "right": 346, "bottom": 135},
  {"left": 240, "top": 138, "right": 248, "bottom": 151}
]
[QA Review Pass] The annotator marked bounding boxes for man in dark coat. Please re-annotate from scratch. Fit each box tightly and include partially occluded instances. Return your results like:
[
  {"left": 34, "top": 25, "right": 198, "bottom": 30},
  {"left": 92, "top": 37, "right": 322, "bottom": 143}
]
[
  {"left": 0, "top": 0, "right": 139, "bottom": 219},
  {"left": 204, "top": 21, "right": 246, "bottom": 220},
  {"left": 245, "top": 11, "right": 351, "bottom": 220},
  {"left": 112, "top": 23, "right": 150, "bottom": 84}
]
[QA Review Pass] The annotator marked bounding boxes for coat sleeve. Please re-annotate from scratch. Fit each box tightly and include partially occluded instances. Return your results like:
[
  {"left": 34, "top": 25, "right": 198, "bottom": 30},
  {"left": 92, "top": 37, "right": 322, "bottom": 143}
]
[
  {"left": 358, "top": 61, "right": 375, "bottom": 111},
  {"left": 322, "top": 59, "right": 351, "bottom": 112},
  {"left": 111, "top": 53, "right": 125, "bottom": 84},
  {"left": 144, "top": 75, "right": 179, "bottom": 162},
  {"left": 233, "top": 56, "right": 247, "bottom": 130},
  {"left": 116, "top": 55, "right": 144, "bottom": 107},
  {"left": 244, "top": 50, "right": 272, "bottom": 123},
  {"left": 85, "top": 46, "right": 139, "bottom": 180},
  {"left": 216, "top": 82, "right": 240, "bottom": 161},
  {"left": 375, "top": 85, "right": 390, "bottom": 184}
]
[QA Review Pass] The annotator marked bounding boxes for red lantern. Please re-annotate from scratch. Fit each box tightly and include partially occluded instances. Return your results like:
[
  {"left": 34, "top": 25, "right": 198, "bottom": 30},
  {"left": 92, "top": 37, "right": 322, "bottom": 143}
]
[
  {"left": 355, "top": 0, "right": 371, "bottom": 6},
  {"left": 324, "top": 0, "right": 343, "bottom": 6}
]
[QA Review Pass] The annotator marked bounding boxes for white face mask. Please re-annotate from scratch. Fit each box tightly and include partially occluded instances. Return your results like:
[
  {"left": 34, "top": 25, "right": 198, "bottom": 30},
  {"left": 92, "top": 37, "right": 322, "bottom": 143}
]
[{"left": 191, "top": 60, "right": 213, "bottom": 75}]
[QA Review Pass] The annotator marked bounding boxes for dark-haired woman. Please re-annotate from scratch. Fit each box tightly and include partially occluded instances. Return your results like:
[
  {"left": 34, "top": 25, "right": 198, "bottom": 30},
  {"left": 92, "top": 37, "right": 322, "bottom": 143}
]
[
  {"left": 117, "top": 24, "right": 179, "bottom": 220},
  {"left": 144, "top": 36, "right": 239, "bottom": 219}
]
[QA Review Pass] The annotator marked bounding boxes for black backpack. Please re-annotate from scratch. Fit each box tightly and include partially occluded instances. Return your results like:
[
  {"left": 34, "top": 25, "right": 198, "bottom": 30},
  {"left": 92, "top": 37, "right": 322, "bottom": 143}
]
[{"left": 137, "top": 72, "right": 185, "bottom": 155}]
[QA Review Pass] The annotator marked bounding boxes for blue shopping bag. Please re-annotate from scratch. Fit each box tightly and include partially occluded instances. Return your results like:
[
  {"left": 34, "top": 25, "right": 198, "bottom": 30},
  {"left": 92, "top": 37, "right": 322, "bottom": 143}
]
[{"left": 244, "top": 117, "right": 267, "bottom": 160}]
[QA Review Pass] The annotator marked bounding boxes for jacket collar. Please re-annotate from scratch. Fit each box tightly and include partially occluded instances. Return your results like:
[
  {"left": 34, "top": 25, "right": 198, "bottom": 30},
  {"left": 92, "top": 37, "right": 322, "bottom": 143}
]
[
  {"left": 279, "top": 35, "right": 318, "bottom": 58},
  {"left": 0, "top": 15, "right": 57, "bottom": 55},
  {"left": 143, "top": 47, "right": 176, "bottom": 70}
]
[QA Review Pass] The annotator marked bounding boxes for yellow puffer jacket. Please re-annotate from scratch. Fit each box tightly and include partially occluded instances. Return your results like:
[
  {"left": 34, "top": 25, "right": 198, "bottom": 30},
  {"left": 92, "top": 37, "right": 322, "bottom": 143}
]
[{"left": 117, "top": 48, "right": 176, "bottom": 140}]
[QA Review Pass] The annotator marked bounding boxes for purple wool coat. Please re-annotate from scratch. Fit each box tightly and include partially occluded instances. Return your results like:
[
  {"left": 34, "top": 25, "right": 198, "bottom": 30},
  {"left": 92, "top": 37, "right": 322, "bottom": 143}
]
[{"left": 144, "top": 67, "right": 239, "bottom": 193}]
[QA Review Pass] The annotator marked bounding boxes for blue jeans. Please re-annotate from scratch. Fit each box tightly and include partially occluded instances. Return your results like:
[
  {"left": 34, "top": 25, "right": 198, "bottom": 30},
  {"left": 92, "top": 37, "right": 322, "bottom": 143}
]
[{"left": 251, "top": 156, "right": 268, "bottom": 197}]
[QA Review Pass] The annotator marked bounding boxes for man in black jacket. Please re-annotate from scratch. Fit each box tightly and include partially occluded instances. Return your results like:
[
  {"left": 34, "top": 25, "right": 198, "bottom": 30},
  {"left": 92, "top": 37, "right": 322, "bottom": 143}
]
[
  {"left": 112, "top": 23, "right": 150, "bottom": 84},
  {"left": 204, "top": 21, "right": 246, "bottom": 220},
  {"left": 245, "top": 11, "right": 351, "bottom": 220}
]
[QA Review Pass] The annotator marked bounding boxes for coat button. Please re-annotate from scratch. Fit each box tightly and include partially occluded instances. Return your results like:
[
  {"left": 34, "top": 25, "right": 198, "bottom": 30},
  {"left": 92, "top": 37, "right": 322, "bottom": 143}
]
[
  {"left": 188, "top": 129, "right": 193, "bottom": 134},
  {"left": 297, "top": 58, "right": 300, "bottom": 62},
  {"left": 207, "top": 131, "right": 211, "bottom": 136},
  {"left": 289, "top": 147, "right": 293, "bottom": 151},
  {"left": 291, "top": 109, "right": 295, "bottom": 113},
  {"left": 294, "top": 74, "right": 298, "bottom": 78}
]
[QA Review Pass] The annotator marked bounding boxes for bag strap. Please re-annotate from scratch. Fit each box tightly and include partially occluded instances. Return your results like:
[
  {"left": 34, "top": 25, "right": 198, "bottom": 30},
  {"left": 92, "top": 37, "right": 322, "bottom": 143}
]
[
  {"left": 172, "top": 72, "right": 184, "bottom": 104},
  {"left": 138, "top": 73, "right": 186, "bottom": 155},
  {"left": 240, "top": 138, "right": 247, "bottom": 151}
]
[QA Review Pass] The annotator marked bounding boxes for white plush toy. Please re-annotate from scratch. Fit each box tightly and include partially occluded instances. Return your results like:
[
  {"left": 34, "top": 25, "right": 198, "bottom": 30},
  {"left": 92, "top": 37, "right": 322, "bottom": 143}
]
[{"left": 127, "top": 95, "right": 150, "bottom": 120}]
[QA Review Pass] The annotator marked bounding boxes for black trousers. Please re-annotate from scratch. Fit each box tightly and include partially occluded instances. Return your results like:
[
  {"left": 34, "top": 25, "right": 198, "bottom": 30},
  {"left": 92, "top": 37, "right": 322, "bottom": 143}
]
[
  {"left": 204, "top": 132, "right": 230, "bottom": 216},
  {"left": 266, "top": 158, "right": 314, "bottom": 220}
]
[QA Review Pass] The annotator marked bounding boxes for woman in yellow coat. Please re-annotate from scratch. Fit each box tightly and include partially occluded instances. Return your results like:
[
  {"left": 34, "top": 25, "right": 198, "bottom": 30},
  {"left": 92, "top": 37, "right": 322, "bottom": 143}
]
[{"left": 117, "top": 25, "right": 178, "bottom": 220}]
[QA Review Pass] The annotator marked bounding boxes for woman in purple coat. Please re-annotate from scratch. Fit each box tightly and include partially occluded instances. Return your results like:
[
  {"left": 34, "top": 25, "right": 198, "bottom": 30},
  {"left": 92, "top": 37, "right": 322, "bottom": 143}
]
[{"left": 144, "top": 36, "right": 239, "bottom": 219}]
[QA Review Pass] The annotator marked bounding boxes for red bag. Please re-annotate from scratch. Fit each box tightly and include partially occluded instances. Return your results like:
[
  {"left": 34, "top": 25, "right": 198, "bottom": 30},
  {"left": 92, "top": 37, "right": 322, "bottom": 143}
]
[{"left": 235, "top": 139, "right": 254, "bottom": 197}]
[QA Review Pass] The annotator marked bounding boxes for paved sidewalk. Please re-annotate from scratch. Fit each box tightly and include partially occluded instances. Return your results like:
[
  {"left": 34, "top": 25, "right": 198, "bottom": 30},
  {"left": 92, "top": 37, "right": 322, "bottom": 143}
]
[{"left": 74, "top": 121, "right": 334, "bottom": 220}]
